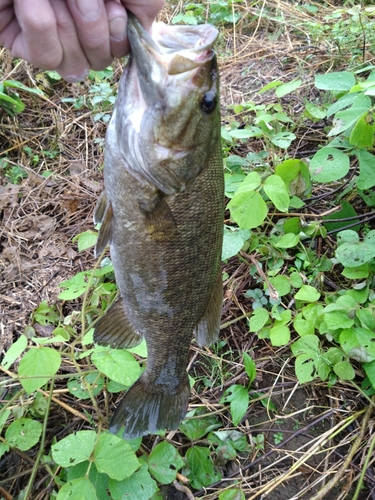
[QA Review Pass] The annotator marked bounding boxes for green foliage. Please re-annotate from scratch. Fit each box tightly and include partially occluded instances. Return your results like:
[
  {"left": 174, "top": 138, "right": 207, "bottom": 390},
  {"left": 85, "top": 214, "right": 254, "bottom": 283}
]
[{"left": 0, "top": 80, "right": 43, "bottom": 115}]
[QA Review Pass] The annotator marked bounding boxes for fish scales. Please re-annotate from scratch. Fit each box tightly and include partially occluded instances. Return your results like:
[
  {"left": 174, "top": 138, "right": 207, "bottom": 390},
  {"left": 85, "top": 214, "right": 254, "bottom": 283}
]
[{"left": 94, "top": 14, "right": 224, "bottom": 439}]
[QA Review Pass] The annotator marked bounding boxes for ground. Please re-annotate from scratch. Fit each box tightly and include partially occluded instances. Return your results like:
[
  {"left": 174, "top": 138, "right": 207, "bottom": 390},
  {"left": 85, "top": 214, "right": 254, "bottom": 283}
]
[{"left": 1, "top": 2, "right": 375, "bottom": 499}]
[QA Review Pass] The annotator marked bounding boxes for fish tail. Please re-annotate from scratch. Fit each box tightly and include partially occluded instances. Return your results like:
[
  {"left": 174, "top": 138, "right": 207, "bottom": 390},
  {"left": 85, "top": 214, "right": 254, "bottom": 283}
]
[{"left": 109, "top": 374, "right": 190, "bottom": 439}]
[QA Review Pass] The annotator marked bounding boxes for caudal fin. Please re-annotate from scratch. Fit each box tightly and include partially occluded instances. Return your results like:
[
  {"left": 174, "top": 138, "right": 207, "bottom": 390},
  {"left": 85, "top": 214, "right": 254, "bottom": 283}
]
[{"left": 109, "top": 375, "right": 190, "bottom": 439}]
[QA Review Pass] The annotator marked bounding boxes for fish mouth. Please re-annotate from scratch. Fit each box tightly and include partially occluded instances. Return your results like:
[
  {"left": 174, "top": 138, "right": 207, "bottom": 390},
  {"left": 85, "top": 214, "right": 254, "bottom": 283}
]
[{"left": 127, "top": 13, "right": 218, "bottom": 104}]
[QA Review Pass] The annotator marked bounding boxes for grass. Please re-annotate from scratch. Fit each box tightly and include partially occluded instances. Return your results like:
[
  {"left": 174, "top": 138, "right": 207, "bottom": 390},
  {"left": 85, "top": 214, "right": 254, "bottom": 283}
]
[{"left": 1, "top": 1, "right": 375, "bottom": 499}]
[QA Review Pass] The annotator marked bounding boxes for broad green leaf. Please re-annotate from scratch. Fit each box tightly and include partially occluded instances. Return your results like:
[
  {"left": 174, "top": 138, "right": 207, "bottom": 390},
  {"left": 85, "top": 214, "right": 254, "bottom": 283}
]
[
  {"left": 73, "top": 230, "right": 98, "bottom": 252},
  {"left": 329, "top": 94, "right": 372, "bottom": 136},
  {"left": 333, "top": 361, "right": 355, "bottom": 380},
  {"left": 270, "top": 131, "right": 296, "bottom": 149},
  {"left": 228, "top": 127, "right": 263, "bottom": 139},
  {"left": 275, "top": 79, "right": 302, "bottom": 98},
  {"left": 148, "top": 441, "right": 184, "bottom": 484},
  {"left": 52, "top": 431, "right": 96, "bottom": 467},
  {"left": 228, "top": 191, "right": 267, "bottom": 229},
  {"left": 326, "top": 92, "right": 357, "bottom": 118},
  {"left": 337, "top": 229, "right": 359, "bottom": 245},
  {"left": 5, "top": 418, "right": 42, "bottom": 451},
  {"left": 283, "top": 218, "right": 302, "bottom": 235},
  {"left": 315, "top": 71, "right": 355, "bottom": 91},
  {"left": 221, "top": 385, "right": 249, "bottom": 425},
  {"left": 323, "top": 311, "right": 354, "bottom": 330},
  {"left": 18, "top": 347, "right": 61, "bottom": 394},
  {"left": 180, "top": 410, "right": 220, "bottom": 440},
  {"left": 235, "top": 171, "right": 262, "bottom": 194},
  {"left": 66, "top": 461, "right": 109, "bottom": 500},
  {"left": 293, "top": 314, "right": 315, "bottom": 337},
  {"left": 4, "top": 79, "right": 44, "bottom": 95},
  {"left": 243, "top": 352, "right": 256, "bottom": 385},
  {"left": 323, "top": 201, "right": 360, "bottom": 233},
  {"left": 336, "top": 241, "right": 375, "bottom": 267},
  {"left": 274, "top": 233, "right": 299, "bottom": 249},
  {"left": 291, "top": 334, "right": 320, "bottom": 356},
  {"left": 349, "top": 113, "right": 375, "bottom": 148},
  {"left": 276, "top": 159, "right": 311, "bottom": 197},
  {"left": 295, "top": 353, "right": 319, "bottom": 383},
  {"left": 269, "top": 275, "right": 291, "bottom": 296},
  {"left": 263, "top": 175, "right": 289, "bottom": 211},
  {"left": 357, "top": 149, "right": 375, "bottom": 190},
  {"left": 363, "top": 360, "right": 375, "bottom": 389},
  {"left": 290, "top": 272, "right": 303, "bottom": 288},
  {"left": 67, "top": 372, "right": 104, "bottom": 399},
  {"left": 305, "top": 102, "right": 327, "bottom": 120},
  {"left": 58, "top": 272, "right": 88, "bottom": 300},
  {"left": 94, "top": 432, "right": 140, "bottom": 481},
  {"left": 56, "top": 477, "right": 98, "bottom": 500},
  {"left": 109, "top": 461, "right": 158, "bottom": 500},
  {"left": 248, "top": 308, "right": 269, "bottom": 332},
  {"left": 259, "top": 80, "right": 283, "bottom": 93},
  {"left": 342, "top": 264, "right": 369, "bottom": 279},
  {"left": 270, "top": 324, "right": 290, "bottom": 346},
  {"left": 310, "top": 147, "right": 350, "bottom": 182},
  {"left": 295, "top": 285, "right": 320, "bottom": 302},
  {"left": 356, "top": 309, "right": 375, "bottom": 331},
  {"left": 219, "top": 489, "right": 246, "bottom": 500},
  {"left": 0, "top": 410, "right": 11, "bottom": 433},
  {"left": 339, "top": 328, "right": 375, "bottom": 362},
  {"left": 222, "top": 228, "right": 245, "bottom": 260},
  {"left": 0, "top": 442, "right": 10, "bottom": 460},
  {"left": 1, "top": 335, "right": 27, "bottom": 369},
  {"left": 91, "top": 347, "right": 141, "bottom": 386},
  {"left": 185, "top": 446, "right": 221, "bottom": 489}
]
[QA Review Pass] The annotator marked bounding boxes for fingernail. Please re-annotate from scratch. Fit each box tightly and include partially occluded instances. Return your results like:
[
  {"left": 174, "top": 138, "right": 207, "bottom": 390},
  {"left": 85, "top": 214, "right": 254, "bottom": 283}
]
[
  {"left": 109, "top": 17, "right": 127, "bottom": 41},
  {"left": 74, "top": 0, "right": 101, "bottom": 19},
  {"left": 65, "top": 69, "right": 90, "bottom": 83}
]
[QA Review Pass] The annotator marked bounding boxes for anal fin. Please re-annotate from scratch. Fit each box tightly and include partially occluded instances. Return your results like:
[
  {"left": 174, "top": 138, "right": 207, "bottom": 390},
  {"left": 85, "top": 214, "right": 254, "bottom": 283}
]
[
  {"left": 94, "top": 297, "right": 142, "bottom": 349},
  {"left": 194, "top": 266, "right": 223, "bottom": 347}
]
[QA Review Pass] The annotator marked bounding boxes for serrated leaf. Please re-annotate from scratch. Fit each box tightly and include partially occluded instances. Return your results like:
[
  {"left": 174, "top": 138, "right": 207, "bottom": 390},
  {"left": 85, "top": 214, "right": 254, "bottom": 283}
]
[
  {"left": 5, "top": 418, "right": 42, "bottom": 451},
  {"left": 310, "top": 147, "right": 350, "bottom": 182},
  {"left": 56, "top": 477, "right": 98, "bottom": 500},
  {"left": 18, "top": 347, "right": 61, "bottom": 394},
  {"left": 91, "top": 347, "right": 141, "bottom": 386},
  {"left": 185, "top": 446, "right": 221, "bottom": 489},
  {"left": 228, "top": 191, "right": 268, "bottom": 229},
  {"left": 1, "top": 335, "right": 27, "bottom": 369},
  {"left": 52, "top": 431, "right": 96, "bottom": 467},
  {"left": 148, "top": 441, "right": 184, "bottom": 484},
  {"left": 109, "top": 461, "right": 158, "bottom": 500},
  {"left": 263, "top": 175, "right": 289, "bottom": 211},
  {"left": 94, "top": 432, "right": 139, "bottom": 480}
]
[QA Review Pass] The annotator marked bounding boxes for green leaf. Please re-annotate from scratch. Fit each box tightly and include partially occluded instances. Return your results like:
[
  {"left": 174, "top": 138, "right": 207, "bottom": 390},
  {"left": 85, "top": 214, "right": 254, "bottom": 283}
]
[
  {"left": 94, "top": 432, "right": 140, "bottom": 481},
  {"left": 185, "top": 446, "right": 221, "bottom": 489},
  {"left": 67, "top": 372, "right": 104, "bottom": 399},
  {"left": 315, "top": 71, "right": 355, "bottom": 91},
  {"left": 333, "top": 361, "right": 355, "bottom": 380},
  {"left": 349, "top": 113, "right": 375, "bottom": 148},
  {"left": 329, "top": 94, "right": 372, "bottom": 136},
  {"left": 357, "top": 149, "right": 375, "bottom": 190},
  {"left": 56, "top": 477, "right": 98, "bottom": 500},
  {"left": 339, "top": 328, "right": 375, "bottom": 362},
  {"left": 293, "top": 314, "right": 315, "bottom": 337},
  {"left": 52, "top": 431, "right": 96, "bottom": 467},
  {"left": 275, "top": 159, "right": 311, "bottom": 197},
  {"left": 243, "top": 352, "right": 256, "bottom": 384},
  {"left": 270, "top": 131, "right": 296, "bottom": 149},
  {"left": 221, "top": 385, "right": 249, "bottom": 425},
  {"left": 228, "top": 127, "right": 263, "bottom": 139},
  {"left": 58, "top": 272, "right": 88, "bottom": 300},
  {"left": 291, "top": 334, "right": 320, "bottom": 356},
  {"left": 295, "top": 353, "right": 319, "bottom": 383},
  {"left": 295, "top": 285, "right": 320, "bottom": 302},
  {"left": 222, "top": 228, "right": 245, "bottom": 260},
  {"left": 109, "top": 461, "right": 158, "bottom": 500},
  {"left": 228, "top": 191, "right": 268, "bottom": 229},
  {"left": 148, "top": 441, "right": 184, "bottom": 484},
  {"left": 5, "top": 418, "right": 42, "bottom": 451},
  {"left": 323, "top": 311, "right": 354, "bottom": 330},
  {"left": 0, "top": 410, "right": 11, "bottom": 434},
  {"left": 73, "top": 230, "right": 98, "bottom": 252},
  {"left": 66, "top": 462, "right": 109, "bottom": 500},
  {"left": 274, "top": 233, "right": 299, "bottom": 249},
  {"left": 91, "top": 347, "right": 141, "bottom": 386},
  {"left": 0, "top": 442, "right": 10, "bottom": 460},
  {"left": 363, "top": 360, "right": 375, "bottom": 389},
  {"left": 305, "top": 102, "right": 327, "bottom": 120},
  {"left": 1, "top": 335, "right": 28, "bottom": 369},
  {"left": 323, "top": 201, "right": 360, "bottom": 233},
  {"left": 270, "top": 324, "right": 290, "bottom": 346},
  {"left": 235, "top": 171, "right": 262, "bottom": 194},
  {"left": 248, "top": 308, "right": 269, "bottom": 332},
  {"left": 263, "top": 175, "right": 289, "bottom": 211},
  {"left": 336, "top": 241, "right": 375, "bottom": 267},
  {"left": 18, "top": 347, "right": 61, "bottom": 394},
  {"left": 310, "top": 147, "right": 350, "bottom": 182},
  {"left": 275, "top": 79, "right": 302, "bottom": 98},
  {"left": 259, "top": 80, "right": 283, "bottom": 93},
  {"left": 180, "top": 410, "right": 221, "bottom": 440},
  {"left": 219, "top": 488, "right": 246, "bottom": 500}
]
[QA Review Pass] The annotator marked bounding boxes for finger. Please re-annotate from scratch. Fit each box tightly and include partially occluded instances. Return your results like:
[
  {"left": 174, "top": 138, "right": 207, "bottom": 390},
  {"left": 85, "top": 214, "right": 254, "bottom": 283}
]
[
  {"left": 50, "top": 0, "right": 90, "bottom": 82},
  {"left": 11, "top": 0, "right": 63, "bottom": 69},
  {"left": 66, "top": 0, "right": 113, "bottom": 71},
  {"left": 121, "top": 0, "right": 165, "bottom": 32},
  {"left": 105, "top": 1, "right": 128, "bottom": 58},
  {"left": 0, "top": 2, "right": 15, "bottom": 42}
]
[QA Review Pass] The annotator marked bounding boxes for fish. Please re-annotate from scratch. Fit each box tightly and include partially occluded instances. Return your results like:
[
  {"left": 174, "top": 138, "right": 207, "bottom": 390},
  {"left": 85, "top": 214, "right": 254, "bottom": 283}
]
[{"left": 93, "top": 13, "right": 224, "bottom": 439}]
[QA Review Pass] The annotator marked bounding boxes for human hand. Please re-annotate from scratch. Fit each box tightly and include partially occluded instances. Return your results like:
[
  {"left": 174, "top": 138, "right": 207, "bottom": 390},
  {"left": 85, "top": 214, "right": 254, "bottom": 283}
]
[{"left": 0, "top": 0, "right": 164, "bottom": 82}]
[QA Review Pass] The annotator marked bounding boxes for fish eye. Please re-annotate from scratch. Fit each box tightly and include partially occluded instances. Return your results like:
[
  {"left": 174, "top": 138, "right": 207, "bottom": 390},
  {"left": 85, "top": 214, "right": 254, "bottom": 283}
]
[{"left": 200, "top": 91, "right": 217, "bottom": 114}]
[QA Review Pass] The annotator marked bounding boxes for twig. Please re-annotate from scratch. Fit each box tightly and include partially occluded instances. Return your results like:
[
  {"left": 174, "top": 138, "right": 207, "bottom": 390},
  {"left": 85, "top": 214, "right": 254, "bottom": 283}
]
[{"left": 173, "top": 480, "right": 196, "bottom": 500}]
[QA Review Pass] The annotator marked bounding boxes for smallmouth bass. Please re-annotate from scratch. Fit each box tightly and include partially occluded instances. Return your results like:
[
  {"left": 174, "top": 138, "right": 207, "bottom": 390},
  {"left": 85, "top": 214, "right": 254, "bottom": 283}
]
[{"left": 94, "top": 14, "right": 224, "bottom": 439}]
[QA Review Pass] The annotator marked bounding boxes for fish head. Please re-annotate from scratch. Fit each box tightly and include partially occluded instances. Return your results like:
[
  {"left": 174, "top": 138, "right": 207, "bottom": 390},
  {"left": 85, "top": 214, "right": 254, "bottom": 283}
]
[{"left": 115, "top": 14, "right": 220, "bottom": 194}]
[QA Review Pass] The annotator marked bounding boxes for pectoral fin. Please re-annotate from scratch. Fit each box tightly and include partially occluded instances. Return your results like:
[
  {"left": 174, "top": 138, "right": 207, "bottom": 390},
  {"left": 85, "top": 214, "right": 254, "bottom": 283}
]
[
  {"left": 95, "top": 202, "right": 113, "bottom": 257},
  {"left": 139, "top": 192, "right": 178, "bottom": 242},
  {"left": 94, "top": 297, "right": 142, "bottom": 349},
  {"left": 94, "top": 191, "right": 107, "bottom": 225},
  {"left": 194, "top": 266, "right": 223, "bottom": 347}
]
